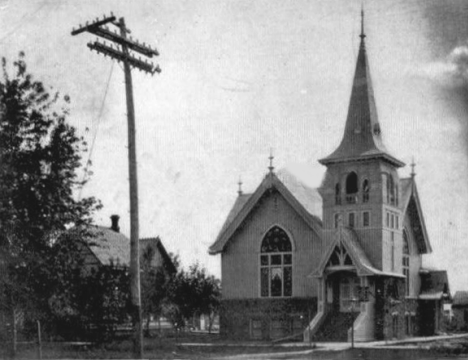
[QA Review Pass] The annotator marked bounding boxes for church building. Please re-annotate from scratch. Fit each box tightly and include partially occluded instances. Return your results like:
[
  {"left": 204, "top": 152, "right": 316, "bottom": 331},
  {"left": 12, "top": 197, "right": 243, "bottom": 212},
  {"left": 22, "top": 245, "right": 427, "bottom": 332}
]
[{"left": 209, "top": 14, "right": 450, "bottom": 342}]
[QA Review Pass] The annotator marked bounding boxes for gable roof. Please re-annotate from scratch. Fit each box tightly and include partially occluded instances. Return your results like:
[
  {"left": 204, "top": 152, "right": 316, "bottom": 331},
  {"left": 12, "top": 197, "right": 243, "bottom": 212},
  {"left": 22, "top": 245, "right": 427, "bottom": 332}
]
[
  {"left": 319, "top": 31, "right": 403, "bottom": 167},
  {"left": 81, "top": 227, "right": 173, "bottom": 270},
  {"left": 453, "top": 291, "right": 468, "bottom": 307},
  {"left": 87, "top": 226, "right": 130, "bottom": 266},
  {"left": 399, "top": 177, "right": 432, "bottom": 254},
  {"left": 310, "top": 226, "right": 405, "bottom": 278},
  {"left": 209, "top": 171, "right": 322, "bottom": 255},
  {"left": 419, "top": 269, "right": 451, "bottom": 300},
  {"left": 140, "top": 237, "right": 176, "bottom": 273}
]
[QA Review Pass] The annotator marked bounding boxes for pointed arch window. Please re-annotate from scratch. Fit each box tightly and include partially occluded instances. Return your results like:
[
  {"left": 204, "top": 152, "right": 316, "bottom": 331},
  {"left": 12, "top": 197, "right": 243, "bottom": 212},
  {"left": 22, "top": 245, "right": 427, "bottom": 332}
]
[
  {"left": 403, "top": 230, "right": 410, "bottom": 296},
  {"left": 345, "top": 172, "right": 358, "bottom": 204},
  {"left": 362, "top": 179, "right": 370, "bottom": 203},
  {"left": 260, "top": 226, "right": 292, "bottom": 297}
]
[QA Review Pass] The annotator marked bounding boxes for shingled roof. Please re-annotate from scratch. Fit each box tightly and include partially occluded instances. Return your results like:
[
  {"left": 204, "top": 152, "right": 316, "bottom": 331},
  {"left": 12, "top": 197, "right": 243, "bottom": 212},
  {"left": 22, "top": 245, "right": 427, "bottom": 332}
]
[
  {"left": 140, "top": 237, "right": 176, "bottom": 273},
  {"left": 399, "top": 177, "right": 432, "bottom": 254},
  {"left": 209, "top": 170, "right": 322, "bottom": 255},
  {"left": 319, "top": 27, "right": 403, "bottom": 167},
  {"left": 453, "top": 291, "right": 468, "bottom": 307},
  {"left": 419, "top": 269, "right": 451, "bottom": 300},
  {"left": 87, "top": 226, "right": 130, "bottom": 266},
  {"left": 81, "top": 224, "right": 173, "bottom": 270},
  {"left": 310, "top": 226, "right": 405, "bottom": 278}
]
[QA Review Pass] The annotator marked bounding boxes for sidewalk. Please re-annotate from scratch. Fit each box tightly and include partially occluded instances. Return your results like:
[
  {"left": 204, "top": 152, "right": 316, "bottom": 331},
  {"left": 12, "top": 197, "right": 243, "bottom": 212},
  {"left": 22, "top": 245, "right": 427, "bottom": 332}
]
[{"left": 180, "top": 332, "right": 468, "bottom": 352}]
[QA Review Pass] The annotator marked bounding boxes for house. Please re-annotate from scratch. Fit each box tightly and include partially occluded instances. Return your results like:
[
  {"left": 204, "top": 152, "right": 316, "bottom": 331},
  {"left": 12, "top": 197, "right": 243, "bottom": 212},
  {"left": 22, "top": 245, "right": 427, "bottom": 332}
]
[
  {"left": 452, "top": 291, "right": 468, "bottom": 331},
  {"left": 74, "top": 215, "right": 174, "bottom": 273},
  {"left": 209, "top": 16, "right": 450, "bottom": 342}
]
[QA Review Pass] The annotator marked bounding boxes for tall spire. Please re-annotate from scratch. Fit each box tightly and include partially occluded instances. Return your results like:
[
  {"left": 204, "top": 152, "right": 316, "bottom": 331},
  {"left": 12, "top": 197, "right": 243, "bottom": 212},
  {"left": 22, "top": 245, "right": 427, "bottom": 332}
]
[
  {"left": 360, "top": 5, "right": 365, "bottom": 40},
  {"left": 319, "top": 11, "right": 404, "bottom": 168}
]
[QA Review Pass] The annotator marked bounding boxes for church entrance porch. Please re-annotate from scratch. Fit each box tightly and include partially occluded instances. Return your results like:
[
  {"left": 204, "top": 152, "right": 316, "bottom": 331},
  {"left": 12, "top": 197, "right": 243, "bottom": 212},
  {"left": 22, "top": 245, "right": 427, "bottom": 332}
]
[
  {"left": 326, "top": 271, "right": 361, "bottom": 312},
  {"left": 314, "top": 271, "right": 361, "bottom": 342}
]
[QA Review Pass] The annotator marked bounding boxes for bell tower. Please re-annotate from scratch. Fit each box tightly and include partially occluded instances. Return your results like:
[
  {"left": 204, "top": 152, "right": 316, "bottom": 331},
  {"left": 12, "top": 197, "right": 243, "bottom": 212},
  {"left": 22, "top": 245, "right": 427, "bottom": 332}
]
[{"left": 318, "top": 11, "right": 405, "bottom": 272}]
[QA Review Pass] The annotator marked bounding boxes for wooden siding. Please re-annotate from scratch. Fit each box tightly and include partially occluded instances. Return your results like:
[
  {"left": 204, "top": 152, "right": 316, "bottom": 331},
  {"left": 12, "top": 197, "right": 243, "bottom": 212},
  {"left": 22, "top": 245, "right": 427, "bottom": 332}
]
[
  {"left": 320, "top": 160, "right": 403, "bottom": 272},
  {"left": 403, "top": 214, "right": 422, "bottom": 297},
  {"left": 221, "top": 189, "right": 322, "bottom": 299}
]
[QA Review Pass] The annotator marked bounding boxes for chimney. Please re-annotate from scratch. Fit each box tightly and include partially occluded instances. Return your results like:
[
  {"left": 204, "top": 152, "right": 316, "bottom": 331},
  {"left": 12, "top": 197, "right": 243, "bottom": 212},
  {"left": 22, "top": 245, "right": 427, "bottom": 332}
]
[{"left": 110, "top": 215, "right": 120, "bottom": 232}]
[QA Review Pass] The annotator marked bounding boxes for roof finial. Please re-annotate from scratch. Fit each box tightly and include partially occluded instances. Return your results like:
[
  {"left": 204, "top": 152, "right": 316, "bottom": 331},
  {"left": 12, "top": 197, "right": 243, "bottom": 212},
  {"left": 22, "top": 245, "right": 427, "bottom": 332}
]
[
  {"left": 268, "top": 148, "right": 274, "bottom": 173},
  {"left": 237, "top": 176, "right": 243, "bottom": 196},
  {"left": 410, "top": 157, "right": 416, "bottom": 178},
  {"left": 360, "top": 4, "right": 366, "bottom": 40}
]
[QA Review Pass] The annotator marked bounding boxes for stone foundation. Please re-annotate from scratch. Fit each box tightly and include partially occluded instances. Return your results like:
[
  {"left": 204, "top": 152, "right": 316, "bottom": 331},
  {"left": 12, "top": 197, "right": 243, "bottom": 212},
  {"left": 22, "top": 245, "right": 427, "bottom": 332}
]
[{"left": 220, "top": 297, "right": 316, "bottom": 340}]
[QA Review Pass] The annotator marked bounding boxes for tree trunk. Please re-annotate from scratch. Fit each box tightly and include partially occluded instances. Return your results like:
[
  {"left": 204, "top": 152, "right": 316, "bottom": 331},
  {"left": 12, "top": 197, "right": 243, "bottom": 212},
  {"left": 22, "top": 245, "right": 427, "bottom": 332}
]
[
  {"left": 11, "top": 307, "right": 17, "bottom": 358},
  {"left": 145, "top": 316, "right": 150, "bottom": 337}
]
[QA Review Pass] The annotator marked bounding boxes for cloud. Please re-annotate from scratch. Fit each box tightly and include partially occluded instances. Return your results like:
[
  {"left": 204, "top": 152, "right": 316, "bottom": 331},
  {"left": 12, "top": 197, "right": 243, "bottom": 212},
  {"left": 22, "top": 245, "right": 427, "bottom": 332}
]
[{"left": 419, "top": 43, "right": 468, "bottom": 88}]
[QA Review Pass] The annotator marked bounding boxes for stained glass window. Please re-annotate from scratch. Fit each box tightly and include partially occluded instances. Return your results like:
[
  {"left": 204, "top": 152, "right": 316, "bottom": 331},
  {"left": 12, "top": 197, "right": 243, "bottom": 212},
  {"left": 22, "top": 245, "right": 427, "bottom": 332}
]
[{"left": 260, "top": 226, "right": 292, "bottom": 297}]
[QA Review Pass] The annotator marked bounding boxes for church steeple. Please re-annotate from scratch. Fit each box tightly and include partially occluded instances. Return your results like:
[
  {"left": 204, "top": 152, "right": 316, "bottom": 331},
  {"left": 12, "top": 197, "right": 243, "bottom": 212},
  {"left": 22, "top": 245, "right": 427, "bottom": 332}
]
[{"left": 319, "top": 13, "right": 404, "bottom": 168}]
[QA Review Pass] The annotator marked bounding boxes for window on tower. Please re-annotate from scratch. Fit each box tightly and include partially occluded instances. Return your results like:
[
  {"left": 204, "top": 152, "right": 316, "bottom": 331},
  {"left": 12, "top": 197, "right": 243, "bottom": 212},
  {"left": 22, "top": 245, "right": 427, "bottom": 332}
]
[
  {"left": 391, "top": 232, "right": 395, "bottom": 272},
  {"left": 363, "top": 211, "right": 370, "bottom": 227},
  {"left": 260, "top": 226, "right": 293, "bottom": 298},
  {"left": 335, "top": 183, "right": 341, "bottom": 205},
  {"left": 387, "top": 175, "right": 396, "bottom": 206},
  {"left": 348, "top": 212, "right": 355, "bottom": 228},
  {"left": 362, "top": 179, "right": 370, "bottom": 203},
  {"left": 345, "top": 172, "right": 358, "bottom": 204}
]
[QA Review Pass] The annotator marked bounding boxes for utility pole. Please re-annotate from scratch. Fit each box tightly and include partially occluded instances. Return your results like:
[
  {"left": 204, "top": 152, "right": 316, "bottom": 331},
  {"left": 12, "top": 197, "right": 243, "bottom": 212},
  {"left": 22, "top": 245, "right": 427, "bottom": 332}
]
[{"left": 71, "top": 14, "right": 160, "bottom": 358}]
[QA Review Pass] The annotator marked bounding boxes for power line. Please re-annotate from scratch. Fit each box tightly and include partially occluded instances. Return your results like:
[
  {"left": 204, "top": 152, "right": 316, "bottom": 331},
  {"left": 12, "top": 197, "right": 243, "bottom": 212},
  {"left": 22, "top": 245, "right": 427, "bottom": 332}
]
[
  {"left": 78, "top": 61, "right": 115, "bottom": 200},
  {"left": 0, "top": 0, "right": 49, "bottom": 44}
]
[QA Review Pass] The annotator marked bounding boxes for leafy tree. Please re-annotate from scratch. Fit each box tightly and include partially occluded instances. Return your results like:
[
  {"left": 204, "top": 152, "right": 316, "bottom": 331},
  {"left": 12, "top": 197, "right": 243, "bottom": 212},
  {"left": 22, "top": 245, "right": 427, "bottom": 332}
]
[
  {"left": 0, "top": 53, "right": 100, "bottom": 354},
  {"left": 141, "top": 248, "right": 179, "bottom": 336},
  {"left": 164, "top": 263, "right": 220, "bottom": 333},
  {"left": 45, "top": 229, "right": 131, "bottom": 342}
]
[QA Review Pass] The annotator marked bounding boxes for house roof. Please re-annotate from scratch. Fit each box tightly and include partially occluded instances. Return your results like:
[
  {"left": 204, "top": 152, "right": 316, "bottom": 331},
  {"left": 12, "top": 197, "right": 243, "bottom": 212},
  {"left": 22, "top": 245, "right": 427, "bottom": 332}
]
[
  {"left": 419, "top": 269, "right": 451, "bottom": 301},
  {"left": 209, "top": 171, "right": 322, "bottom": 255},
  {"left": 453, "top": 291, "right": 468, "bottom": 307},
  {"left": 82, "top": 227, "right": 173, "bottom": 270},
  {"left": 310, "top": 226, "right": 405, "bottom": 278},
  {"left": 140, "top": 237, "right": 176, "bottom": 273},
  {"left": 399, "top": 177, "right": 432, "bottom": 254},
  {"left": 87, "top": 226, "right": 131, "bottom": 266},
  {"left": 319, "top": 33, "right": 403, "bottom": 167}
]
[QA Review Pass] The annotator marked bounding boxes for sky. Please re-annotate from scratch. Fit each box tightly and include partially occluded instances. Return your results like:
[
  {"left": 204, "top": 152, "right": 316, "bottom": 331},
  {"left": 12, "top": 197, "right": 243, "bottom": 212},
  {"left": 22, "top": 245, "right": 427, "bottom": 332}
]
[{"left": 1, "top": 0, "right": 468, "bottom": 292}]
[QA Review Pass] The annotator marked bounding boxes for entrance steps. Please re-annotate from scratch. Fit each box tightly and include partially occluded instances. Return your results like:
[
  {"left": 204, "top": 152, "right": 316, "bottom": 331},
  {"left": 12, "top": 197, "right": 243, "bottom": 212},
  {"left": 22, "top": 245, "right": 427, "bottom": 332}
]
[{"left": 313, "top": 311, "right": 358, "bottom": 342}]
